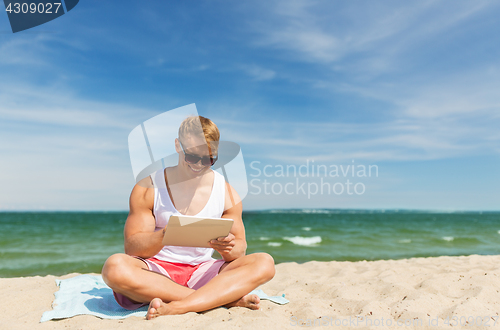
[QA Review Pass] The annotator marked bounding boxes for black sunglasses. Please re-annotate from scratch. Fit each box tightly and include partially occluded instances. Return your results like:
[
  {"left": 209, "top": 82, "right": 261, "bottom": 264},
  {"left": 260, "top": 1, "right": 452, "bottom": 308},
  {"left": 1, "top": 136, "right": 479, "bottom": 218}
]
[{"left": 179, "top": 141, "right": 218, "bottom": 167}]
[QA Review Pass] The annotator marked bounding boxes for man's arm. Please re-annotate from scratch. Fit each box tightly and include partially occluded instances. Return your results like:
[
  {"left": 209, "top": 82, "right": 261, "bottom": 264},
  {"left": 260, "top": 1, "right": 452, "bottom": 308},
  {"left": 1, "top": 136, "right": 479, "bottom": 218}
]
[
  {"left": 209, "top": 182, "right": 246, "bottom": 262},
  {"left": 123, "top": 179, "right": 164, "bottom": 258}
]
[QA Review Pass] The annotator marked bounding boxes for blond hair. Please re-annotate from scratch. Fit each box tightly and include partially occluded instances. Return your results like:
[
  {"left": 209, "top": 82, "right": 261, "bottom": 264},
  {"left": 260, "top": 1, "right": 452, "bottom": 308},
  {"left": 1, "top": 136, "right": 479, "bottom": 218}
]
[{"left": 178, "top": 116, "right": 220, "bottom": 152}]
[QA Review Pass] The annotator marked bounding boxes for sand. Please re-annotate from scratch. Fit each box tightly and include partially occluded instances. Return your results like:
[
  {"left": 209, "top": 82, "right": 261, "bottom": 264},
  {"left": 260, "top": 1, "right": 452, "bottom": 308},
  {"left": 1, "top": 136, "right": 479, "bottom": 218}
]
[{"left": 1, "top": 254, "right": 500, "bottom": 330}]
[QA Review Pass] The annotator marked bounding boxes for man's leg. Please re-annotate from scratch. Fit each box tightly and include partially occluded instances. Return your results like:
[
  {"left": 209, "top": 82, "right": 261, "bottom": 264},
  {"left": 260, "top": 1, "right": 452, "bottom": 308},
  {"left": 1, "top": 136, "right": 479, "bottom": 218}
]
[
  {"left": 102, "top": 253, "right": 195, "bottom": 304},
  {"left": 102, "top": 253, "right": 263, "bottom": 310},
  {"left": 147, "top": 252, "right": 275, "bottom": 318}
]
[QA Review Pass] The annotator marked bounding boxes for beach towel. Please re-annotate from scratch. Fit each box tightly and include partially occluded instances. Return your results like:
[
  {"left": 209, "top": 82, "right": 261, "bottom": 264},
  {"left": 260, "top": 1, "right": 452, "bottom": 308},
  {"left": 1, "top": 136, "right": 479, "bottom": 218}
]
[{"left": 40, "top": 274, "right": 289, "bottom": 322}]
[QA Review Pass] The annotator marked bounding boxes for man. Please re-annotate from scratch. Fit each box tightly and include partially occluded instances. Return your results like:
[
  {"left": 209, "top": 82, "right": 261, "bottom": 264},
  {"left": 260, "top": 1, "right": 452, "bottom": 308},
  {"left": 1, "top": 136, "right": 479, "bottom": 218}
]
[{"left": 102, "top": 116, "right": 275, "bottom": 319}]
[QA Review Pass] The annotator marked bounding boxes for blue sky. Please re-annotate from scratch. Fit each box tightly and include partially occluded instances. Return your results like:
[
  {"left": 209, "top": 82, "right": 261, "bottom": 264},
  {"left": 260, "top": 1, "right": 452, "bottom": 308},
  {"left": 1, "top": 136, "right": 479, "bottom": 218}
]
[{"left": 0, "top": 0, "right": 499, "bottom": 211}]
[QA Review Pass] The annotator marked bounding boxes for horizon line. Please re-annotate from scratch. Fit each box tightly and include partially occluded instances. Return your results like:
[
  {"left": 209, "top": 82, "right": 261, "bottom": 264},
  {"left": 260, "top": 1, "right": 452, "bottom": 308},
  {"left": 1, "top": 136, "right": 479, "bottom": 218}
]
[{"left": 0, "top": 208, "right": 499, "bottom": 213}]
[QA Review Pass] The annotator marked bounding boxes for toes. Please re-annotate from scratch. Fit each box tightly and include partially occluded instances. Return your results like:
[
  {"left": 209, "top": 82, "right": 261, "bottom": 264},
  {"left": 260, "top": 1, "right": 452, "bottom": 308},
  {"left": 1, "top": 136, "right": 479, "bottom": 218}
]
[
  {"left": 146, "top": 307, "right": 156, "bottom": 320},
  {"left": 151, "top": 298, "right": 162, "bottom": 309},
  {"left": 249, "top": 295, "right": 260, "bottom": 310},
  {"left": 247, "top": 294, "right": 260, "bottom": 305},
  {"left": 241, "top": 294, "right": 260, "bottom": 309},
  {"left": 146, "top": 298, "right": 163, "bottom": 320}
]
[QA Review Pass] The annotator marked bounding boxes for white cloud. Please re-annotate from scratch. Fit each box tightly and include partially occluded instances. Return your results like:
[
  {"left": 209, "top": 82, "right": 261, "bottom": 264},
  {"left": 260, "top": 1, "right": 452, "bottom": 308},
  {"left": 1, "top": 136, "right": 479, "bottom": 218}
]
[
  {"left": 214, "top": 115, "right": 499, "bottom": 164},
  {"left": 239, "top": 64, "right": 276, "bottom": 81},
  {"left": 241, "top": 0, "right": 500, "bottom": 133},
  {"left": 331, "top": 64, "right": 500, "bottom": 120},
  {"left": 0, "top": 82, "right": 162, "bottom": 210},
  {"left": 250, "top": 0, "right": 494, "bottom": 70},
  {"left": 0, "top": 35, "right": 53, "bottom": 66},
  {"left": 0, "top": 82, "right": 156, "bottom": 128}
]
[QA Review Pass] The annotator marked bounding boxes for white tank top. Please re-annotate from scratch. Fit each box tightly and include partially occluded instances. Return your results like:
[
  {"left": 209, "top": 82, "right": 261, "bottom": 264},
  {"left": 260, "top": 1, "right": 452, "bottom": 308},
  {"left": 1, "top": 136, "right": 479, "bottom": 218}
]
[{"left": 150, "top": 168, "right": 226, "bottom": 265}]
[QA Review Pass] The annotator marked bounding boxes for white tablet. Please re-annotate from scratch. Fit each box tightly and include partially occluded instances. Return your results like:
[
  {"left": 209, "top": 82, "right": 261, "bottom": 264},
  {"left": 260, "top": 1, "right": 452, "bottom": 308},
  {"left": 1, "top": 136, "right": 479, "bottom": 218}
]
[{"left": 162, "top": 215, "right": 234, "bottom": 248}]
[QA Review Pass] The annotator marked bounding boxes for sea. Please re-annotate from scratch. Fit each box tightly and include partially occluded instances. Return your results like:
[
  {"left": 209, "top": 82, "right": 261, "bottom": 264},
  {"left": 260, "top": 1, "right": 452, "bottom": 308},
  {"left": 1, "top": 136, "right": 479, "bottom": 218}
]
[{"left": 1, "top": 210, "right": 499, "bottom": 278}]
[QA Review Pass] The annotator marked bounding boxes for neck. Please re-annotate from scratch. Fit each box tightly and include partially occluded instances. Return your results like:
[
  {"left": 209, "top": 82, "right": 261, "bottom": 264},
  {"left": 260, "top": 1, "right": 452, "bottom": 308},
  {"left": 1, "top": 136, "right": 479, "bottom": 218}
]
[{"left": 168, "top": 165, "right": 209, "bottom": 186}]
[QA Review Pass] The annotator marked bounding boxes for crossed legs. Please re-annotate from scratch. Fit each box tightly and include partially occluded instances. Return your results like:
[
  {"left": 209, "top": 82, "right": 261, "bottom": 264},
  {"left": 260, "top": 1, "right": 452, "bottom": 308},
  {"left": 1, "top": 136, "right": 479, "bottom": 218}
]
[{"left": 102, "top": 252, "right": 275, "bottom": 318}]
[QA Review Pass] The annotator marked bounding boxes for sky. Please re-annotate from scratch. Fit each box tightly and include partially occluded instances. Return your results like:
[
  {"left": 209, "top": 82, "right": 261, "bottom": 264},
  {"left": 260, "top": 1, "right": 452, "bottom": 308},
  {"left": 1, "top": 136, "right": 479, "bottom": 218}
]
[{"left": 0, "top": 0, "right": 499, "bottom": 211}]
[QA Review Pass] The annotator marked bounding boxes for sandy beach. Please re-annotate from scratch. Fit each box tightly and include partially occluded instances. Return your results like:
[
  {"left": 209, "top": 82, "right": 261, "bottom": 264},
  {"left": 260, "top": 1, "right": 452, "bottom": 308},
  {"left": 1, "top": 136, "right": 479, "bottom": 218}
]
[{"left": 2, "top": 254, "right": 500, "bottom": 330}]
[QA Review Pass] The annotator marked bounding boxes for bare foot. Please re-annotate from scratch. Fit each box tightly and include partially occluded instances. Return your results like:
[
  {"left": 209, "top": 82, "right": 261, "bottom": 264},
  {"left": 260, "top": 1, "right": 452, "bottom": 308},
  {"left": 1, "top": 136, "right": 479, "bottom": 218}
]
[
  {"left": 146, "top": 298, "right": 163, "bottom": 320},
  {"left": 146, "top": 294, "right": 260, "bottom": 319},
  {"left": 146, "top": 298, "right": 184, "bottom": 319},
  {"left": 225, "top": 294, "right": 261, "bottom": 310}
]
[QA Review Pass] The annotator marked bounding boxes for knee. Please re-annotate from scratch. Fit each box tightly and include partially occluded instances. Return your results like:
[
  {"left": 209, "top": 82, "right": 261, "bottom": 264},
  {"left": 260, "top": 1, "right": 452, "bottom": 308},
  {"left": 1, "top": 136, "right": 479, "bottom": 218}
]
[
  {"left": 102, "top": 253, "right": 131, "bottom": 288},
  {"left": 253, "top": 253, "right": 276, "bottom": 283}
]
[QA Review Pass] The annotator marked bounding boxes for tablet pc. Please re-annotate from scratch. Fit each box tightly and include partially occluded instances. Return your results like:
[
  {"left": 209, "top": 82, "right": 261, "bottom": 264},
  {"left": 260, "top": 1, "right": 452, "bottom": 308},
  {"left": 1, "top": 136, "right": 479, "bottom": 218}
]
[{"left": 162, "top": 215, "right": 234, "bottom": 248}]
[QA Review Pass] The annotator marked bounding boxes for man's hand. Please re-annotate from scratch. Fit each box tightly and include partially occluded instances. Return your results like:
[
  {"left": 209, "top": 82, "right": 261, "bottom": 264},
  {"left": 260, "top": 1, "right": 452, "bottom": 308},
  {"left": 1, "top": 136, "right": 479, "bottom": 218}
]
[{"left": 209, "top": 233, "right": 236, "bottom": 254}]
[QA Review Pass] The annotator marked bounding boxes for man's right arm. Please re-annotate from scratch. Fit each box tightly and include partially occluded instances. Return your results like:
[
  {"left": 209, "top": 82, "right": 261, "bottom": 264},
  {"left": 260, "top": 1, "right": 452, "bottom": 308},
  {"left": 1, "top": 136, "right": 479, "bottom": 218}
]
[{"left": 123, "top": 181, "right": 164, "bottom": 258}]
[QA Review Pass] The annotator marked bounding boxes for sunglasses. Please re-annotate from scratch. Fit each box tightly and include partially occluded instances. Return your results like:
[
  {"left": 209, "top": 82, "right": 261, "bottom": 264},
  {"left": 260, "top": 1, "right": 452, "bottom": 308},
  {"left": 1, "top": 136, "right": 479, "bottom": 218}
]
[{"left": 179, "top": 141, "right": 218, "bottom": 167}]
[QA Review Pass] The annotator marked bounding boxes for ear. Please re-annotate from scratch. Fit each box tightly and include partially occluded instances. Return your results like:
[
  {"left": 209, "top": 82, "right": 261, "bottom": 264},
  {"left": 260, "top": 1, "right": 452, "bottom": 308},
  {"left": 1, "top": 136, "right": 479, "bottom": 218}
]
[
  {"left": 175, "top": 138, "right": 182, "bottom": 153},
  {"left": 209, "top": 140, "right": 219, "bottom": 157}
]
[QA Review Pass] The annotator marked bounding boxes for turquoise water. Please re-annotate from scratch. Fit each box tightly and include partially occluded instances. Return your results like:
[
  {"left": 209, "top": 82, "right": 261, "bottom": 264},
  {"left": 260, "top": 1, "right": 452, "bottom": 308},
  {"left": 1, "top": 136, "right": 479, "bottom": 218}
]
[{"left": 1, "top": 210, "right": 499, "bottom": 277}]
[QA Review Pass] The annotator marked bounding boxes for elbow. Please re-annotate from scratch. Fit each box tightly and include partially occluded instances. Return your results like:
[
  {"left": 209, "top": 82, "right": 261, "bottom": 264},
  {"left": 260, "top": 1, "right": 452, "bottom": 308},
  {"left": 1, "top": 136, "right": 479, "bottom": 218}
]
[
  {"left": 124, "top": 240, "right": 142, "bottom": 257},
  {"left": 242, "top": 241, "right": 247, "bottom": 255},
  {"left": 236, "top": 240, "right": 247, "bottom": 258},
  {"left": 124, "top": 243, "right": 134, "bottom": 256}
]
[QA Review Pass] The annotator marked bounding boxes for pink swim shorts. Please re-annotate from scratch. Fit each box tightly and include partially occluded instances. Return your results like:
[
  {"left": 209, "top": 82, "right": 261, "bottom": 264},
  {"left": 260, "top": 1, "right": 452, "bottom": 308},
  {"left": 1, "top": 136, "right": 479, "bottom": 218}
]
[{"left": 113, "top": 257, "right": 226, "bottom": 310}]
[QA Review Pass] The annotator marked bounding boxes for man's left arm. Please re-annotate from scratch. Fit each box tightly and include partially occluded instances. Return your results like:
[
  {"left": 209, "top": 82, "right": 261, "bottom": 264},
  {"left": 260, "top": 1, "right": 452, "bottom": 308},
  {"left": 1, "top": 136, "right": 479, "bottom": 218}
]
[{"left": 208, "top": 182, "right": 246, "bottom": 262}]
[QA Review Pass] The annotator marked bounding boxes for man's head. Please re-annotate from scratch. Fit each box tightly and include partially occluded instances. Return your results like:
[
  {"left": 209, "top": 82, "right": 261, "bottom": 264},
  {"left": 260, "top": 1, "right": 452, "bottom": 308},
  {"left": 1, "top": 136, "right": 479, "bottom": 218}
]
[
  {"left": 176, "top": 116, "right": 220, "bottom": 173},
  {"left": 178, "top": 116, "right": 220, "bottom": 153}
]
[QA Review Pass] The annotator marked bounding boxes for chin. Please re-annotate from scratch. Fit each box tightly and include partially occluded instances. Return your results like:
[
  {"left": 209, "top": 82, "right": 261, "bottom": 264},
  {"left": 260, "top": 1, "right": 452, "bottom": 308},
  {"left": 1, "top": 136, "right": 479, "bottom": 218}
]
[{"left": 188, "top": 165, "right": 206, "bottom": 174}]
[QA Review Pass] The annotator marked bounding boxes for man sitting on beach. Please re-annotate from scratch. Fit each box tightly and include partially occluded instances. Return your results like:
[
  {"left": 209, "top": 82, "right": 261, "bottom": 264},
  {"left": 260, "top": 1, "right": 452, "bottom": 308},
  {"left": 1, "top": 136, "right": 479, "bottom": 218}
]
[{"left": 102, "top": 116, "right": 275, "bottom": 319}]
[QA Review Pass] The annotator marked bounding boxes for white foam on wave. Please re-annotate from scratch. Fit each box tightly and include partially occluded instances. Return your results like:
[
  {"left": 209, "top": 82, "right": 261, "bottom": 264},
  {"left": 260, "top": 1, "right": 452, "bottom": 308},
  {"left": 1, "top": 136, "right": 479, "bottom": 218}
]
[
  {"left": 442, "top": 236, "right": 454, "bottom": 242},
  {"left": 301, "top": 209, "right": 330, "bottom": 214},
  {"left": 302, "top": 227, "right": 311, "bottom": 231},
  {"left": 267, "top": 242, "right": 282, "bottom": 247},
  {"left": 259, "top": 237, "right": 270, "bottom": 241},
  {"left": 283, "top": 236, "right": 322, "bottom": 246},
  {"left": 398, "top": 239, "right": 411, "bottom": 243},
  {"left": 498, "top": 230, "right": 500, "bottom": 234}
]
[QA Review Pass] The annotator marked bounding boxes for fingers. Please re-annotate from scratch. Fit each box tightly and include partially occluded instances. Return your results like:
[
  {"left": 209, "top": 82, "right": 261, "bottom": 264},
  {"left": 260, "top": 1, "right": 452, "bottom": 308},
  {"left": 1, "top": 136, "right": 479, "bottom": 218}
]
[
  {"left": 209, "top": 239, "right": 235, "bottom": 247},
  {"left": 210, "top": 233, "right": 235, "bottom": 244},
  {"left": 214, "top": 248, "right": 233, "bottom": 254},
  {"left": 208, "top": 233, "right": 236, "bottom": 254},
  {"left": 217, "top": 233, "right": 235, "bottom": 242},
  {"left": 209, "top": 245, "right": 232, "bottom": 253},
  {"left": 209, "top": 243, "right": 235, "bottom": 253},
  {"left": 208, "top": 239, "right": 235, "bottom": 254}
]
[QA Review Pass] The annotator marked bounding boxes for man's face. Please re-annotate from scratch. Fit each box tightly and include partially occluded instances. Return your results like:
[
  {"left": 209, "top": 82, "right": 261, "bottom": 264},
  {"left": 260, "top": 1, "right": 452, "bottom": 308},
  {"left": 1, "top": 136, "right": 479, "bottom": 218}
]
[{"left": 178, "top": 135, "right": 216, "bottom": 175}]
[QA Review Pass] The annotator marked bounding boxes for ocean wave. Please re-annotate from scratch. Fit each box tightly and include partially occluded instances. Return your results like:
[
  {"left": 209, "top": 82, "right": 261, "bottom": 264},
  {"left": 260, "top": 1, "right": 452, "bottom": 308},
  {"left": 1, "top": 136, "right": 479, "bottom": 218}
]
[
  {"left": 267, "top": 242, "right": 282, "bottom": 247},
  {"left": 283, "top": 236, "right": 322, "bottom": 246},
  {"left": 300, "top": 209, "right": 331, "bottom": 214},
  {"left": 268, "top": 209, "right": 332, "bottom": 214},
  {"left": 302, "top": 227, "right": 311, "bottom": 231},
  {"left": 442, "top": 236, "right": 454, "bottom": 242},
  {"left": 259, "top": 237, "right": 270, "bottom": 241}
]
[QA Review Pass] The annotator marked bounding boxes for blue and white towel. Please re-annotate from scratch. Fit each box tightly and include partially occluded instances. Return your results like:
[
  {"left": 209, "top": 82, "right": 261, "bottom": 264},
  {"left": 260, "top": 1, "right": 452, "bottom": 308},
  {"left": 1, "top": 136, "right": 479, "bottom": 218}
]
[{"left": 40, "top": 274, "right": 289, "bottom": 322}]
